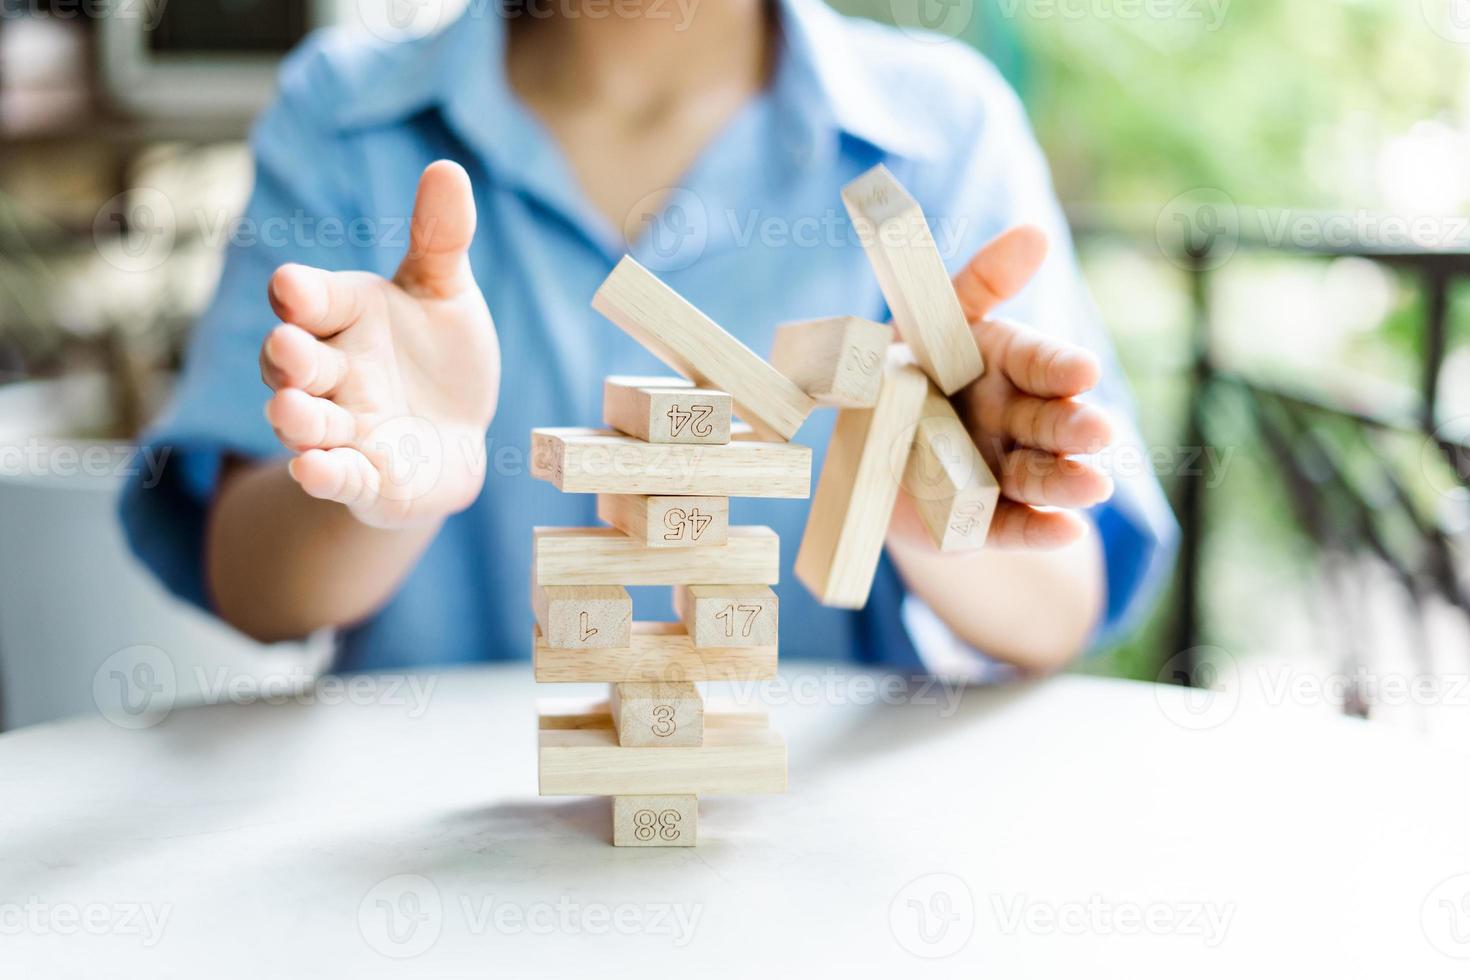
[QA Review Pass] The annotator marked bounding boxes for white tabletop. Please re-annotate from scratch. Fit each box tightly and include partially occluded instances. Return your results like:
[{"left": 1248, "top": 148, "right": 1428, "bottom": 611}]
[{"left": 2, "top": 664, "right": 1467, "bottom": 978}]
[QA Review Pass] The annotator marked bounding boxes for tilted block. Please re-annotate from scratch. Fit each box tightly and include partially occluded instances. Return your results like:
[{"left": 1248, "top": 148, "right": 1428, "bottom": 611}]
[
  {"left": 609, "top": 680, "right": 704, "bottom": 747},
  {"left": 597, "top": 494, "right": 729, "bottom": 548},
  {"left": 903, "top": 383, "right": 999, "bottom": 551},
  {"left": 537, "top": 696, "right": 768, "bottom": 732},
  {"left": 531, "top": 585, "right": 632, "bottom": 649},
  {"left": 531, "top": 427, "right": 811, "bottom": 498},
  {"left": 613, "top": 795, "right": 698, "bottom": 847},
  {"left": 769, "top": 316, "right": 894, "bottom": 408},
  {"left": 591, "top": 256, "right": 816, "bottom": 441},
  {"left": 539, "top": 725, "right": 786, "bottom": 796},
  {"left": 842, "top": 165, "right": 982, "bottom": 396},
  {"left": 533, "top": 622, "right": 776, "bottom": 683},
  {"left": 674, "top": 585, "right": 778, "bottom": 648},
  {"left": 795, "top": 352, "right": 929, "bottom": 608},
  {"left": 603, "top": 376, "right": 732, "bottom": 445},
  {"left": 533, "top": 526, "right": 779, "bottom": 586}
]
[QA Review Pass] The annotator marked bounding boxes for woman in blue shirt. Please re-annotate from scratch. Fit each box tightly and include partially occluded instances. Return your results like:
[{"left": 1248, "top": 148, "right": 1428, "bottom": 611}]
[{"left": 122, "top": 0, "right": 1178, "bottom": 675}]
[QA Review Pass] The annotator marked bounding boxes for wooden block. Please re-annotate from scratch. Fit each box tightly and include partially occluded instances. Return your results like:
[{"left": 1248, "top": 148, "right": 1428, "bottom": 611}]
[
  {"left": 591, "top": 256, "right": 816, "bottom": 441},
  {"left": 613, "top": 795, "right": 698, "bottom": 847},
  {"left": 609, "top": 680, "right": 704, "bottom": 747},
  {"left": 603, "top": 376, "right": 732, "bottom": 445},
  {"left": 597, "top": 494, "right": 729, "bottom": 548},
  {"left": 795, "top": 353, "right": 930, "bottom": 608},
  {"left": 539, "top": 725, "right": 786, "bottom": 796},
  {"left": 531, "top": 428, "right": 811, "bottom": 498},
  {"left": 531, "top": 585, "right": 632, "bottom": 649},
  {"left": 903, "top": 383, "right": 999, "bottom": 551},
  {"left": 533, "top": 623, "right": 776, "bottom": 683},
  {"left": 673, "top": 585, "right": 778, "bottom": 648},
  {"left": 538, "top": 697, "right": 767, "bottom": 731},
  {"left": 842, "top": 165, "right": 982, "bottom": 396},
  {"left": 769, "top": 316, "right": 894, "bottom": 408},
  {"left": 534, "top": 526, "right": 779, "bottom": 586}
]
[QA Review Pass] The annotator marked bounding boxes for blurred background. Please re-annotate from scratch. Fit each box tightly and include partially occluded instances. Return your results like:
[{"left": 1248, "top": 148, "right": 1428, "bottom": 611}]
[{"left": 2, "top": 0, "right": 1468, "bottom": 733}]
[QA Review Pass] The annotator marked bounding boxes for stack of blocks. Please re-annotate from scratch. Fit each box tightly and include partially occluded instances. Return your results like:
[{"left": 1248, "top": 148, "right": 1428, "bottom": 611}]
[{"left": 530, "top": 164, "right": 1002, "bottom": 846}]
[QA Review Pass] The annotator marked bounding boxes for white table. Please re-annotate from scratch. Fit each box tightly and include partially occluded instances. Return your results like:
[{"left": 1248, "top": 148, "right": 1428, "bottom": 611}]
[{"left": 2, "top": 664, "right": 1467, "bottom": 978}]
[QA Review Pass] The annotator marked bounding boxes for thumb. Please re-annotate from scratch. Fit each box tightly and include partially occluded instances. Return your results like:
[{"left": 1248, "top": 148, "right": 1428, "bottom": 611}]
[
  {"left": 951, "top": 224, "right": 1048, "bottom": 324},
  {"left": 395, "top": 160, "right": 477, "bottom": 298}
]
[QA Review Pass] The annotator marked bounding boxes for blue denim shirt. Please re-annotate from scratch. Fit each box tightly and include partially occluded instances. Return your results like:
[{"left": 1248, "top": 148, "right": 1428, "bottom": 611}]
[{"left": 121, "top": 0, "right": 1178, "bottom": 673}]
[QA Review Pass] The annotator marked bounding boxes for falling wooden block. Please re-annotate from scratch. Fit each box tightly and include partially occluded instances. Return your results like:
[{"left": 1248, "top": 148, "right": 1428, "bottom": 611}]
[
  {"left": 539, "top": 725, "right": 786, "bottom": 796},
  {"left": 534, "top": 526, "right": 779, "bottom": 586},
  {"left": 769, "top": 316, "right": 894, "bottom": 408},
  {"left": 609, "top": 680, "right": 704, "bottom": 747},
  {"left": 531, "top": 428, "right": 811, "bottom": 498},
  {"left": 533, "top": 622, "right": 777, "bottom": 683},
  {"left": 531, "top": 585, "right": 632, "bottom": 649},
  {"left": 591, "top": 256, "right": 816, "bottom": 441},
  {"left": 537, "top": 696, "right": 768, "bottom": 731},
  {"left": 597, "top": 494, "right": 729, "bottom": 548},
  {"left": 603, "top": 376, "right": 732, "bottom": 445},
  {"left": 903, "top": 383, "right": 999, "bottom": 551},
  {"left": 795, "top": 353, "right": 929, "bottom": 608},
  {"left": 674, "top": 585, "right": 778, "bottom": 648},
  {"left": 613, "top": 795, "right": 698, "bottom": 847},
  {"left": 842, "top": 165, "right": 982, "bottom": 396}
]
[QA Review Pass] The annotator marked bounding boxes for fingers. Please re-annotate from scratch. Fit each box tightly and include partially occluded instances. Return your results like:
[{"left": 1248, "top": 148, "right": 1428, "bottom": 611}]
[
  {"left": 952, "top": 225, "right": 1048, "bottom": 323},
  {"left": 997, "top": 449, "right": 1113, "bottom": 508},
  {"left": 986, "top": 500, "right": 1089, "bottom": 550},
  {"left": 259, "top": 325, "right": 350, "bottom": 395},
  {"left": 395, "top": 160, "right": 477, "bottom": 298},
  {"left": 978, "top": 318, "right": 1101, "bottom": 399},
  {"left": 265, "top": 388, "right": 358, "bottom": 452},
  {"left": 992, "top": 393, "right": 1113, "bottom": 455},
  {"left": 287, "top": 447, "right": 381, "bottom": 508},
  {"left": 268, "top": 264, "right": 371, "bottom": 338}
]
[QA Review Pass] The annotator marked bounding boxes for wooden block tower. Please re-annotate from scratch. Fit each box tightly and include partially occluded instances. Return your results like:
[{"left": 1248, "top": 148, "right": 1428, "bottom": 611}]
[{"left": 531, "top": 257, "right": 815, "bottom": 846}]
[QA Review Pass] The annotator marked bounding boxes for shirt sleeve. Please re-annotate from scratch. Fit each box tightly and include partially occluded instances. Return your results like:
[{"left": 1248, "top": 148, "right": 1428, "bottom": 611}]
[
  {"left": 118, "top": 40, "right": 369, "bottom": 611},
  {"left": 896, "top": 57, "right": 1179, "bottom": 674}
]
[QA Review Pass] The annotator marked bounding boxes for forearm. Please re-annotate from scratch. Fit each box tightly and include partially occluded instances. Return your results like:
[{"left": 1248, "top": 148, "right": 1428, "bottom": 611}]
[
  {"left": 206, "top": 458, "right": 441, "bottom": 642},
  {"left": 885, "top": 495, "right": 1106, "bottom": 674}
]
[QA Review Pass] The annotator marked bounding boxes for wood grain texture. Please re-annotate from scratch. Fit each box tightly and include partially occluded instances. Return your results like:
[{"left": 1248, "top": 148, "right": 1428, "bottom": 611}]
[
  {"left": 539, "top": 725, "right": 786, "bottom": 796},
  {"left": 841, "top": 165, "right": 982, "bottom": 395},
  {"left": 596, "top": 494, "right": 730, "bottom": 549},
  {"left": 532, "top": 623, "right": 777, "bottom": 683},
  {"left": 533, "top": 526, "right": 779, "bottom": 586},
  {"left": 769, "top": 316, "right": 894, "bottom": 408},
  {"left": 613, "top": 795, "right": 698, "bottom": 847},
  {"left": 609, "top": 680, "right": 704, "bottom": 747},
  {"left": 537, "top": 697, "right": 769, "bottom": 731},
  {"left": 795, "top": 354, "right": 929, "bottom": 608},
  {"left": 531, "top": 585, "right": 632, "bottom": 649},
  {"left": 602, "top": 376, "right": 732, "bottom": 445},
  {"left": 591, "top": 256, "right": 816, "bottom": 441},
  {"left": 903, "top": 383, "right": 999, "bottom": 551},
  {"left": 531, "top": 427, "right": 811, "bottom": 498},
  {"left": 673, "top": 585, "right": 778, "bottom": 648}
]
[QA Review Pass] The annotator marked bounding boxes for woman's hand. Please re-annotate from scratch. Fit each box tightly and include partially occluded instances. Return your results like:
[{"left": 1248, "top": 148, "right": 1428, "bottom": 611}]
[
  {"left": 257, "top": 161, "right": 500, "bottom": 529},
  {"left": 892, "top": 226, "right": 1115, "bottom": 550}
]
